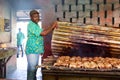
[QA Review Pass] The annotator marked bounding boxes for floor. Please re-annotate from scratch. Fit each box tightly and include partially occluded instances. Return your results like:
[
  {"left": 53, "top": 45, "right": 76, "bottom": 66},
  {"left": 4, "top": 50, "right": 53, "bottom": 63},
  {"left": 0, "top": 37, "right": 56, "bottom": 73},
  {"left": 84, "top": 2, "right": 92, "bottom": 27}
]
[{"left": 6, "top": 54, "right": 42, "bottom": 80}]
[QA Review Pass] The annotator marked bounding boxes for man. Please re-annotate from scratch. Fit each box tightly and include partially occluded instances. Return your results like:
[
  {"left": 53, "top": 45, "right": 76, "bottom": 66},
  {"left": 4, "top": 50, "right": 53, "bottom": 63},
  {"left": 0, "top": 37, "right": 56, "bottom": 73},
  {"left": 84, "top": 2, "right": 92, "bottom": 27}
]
[
  {"left": 17, "top": 28, "right": 25, "bottom": 58},
  {"left": 25, "top": 10, "right": 57, "bottom": 80}
]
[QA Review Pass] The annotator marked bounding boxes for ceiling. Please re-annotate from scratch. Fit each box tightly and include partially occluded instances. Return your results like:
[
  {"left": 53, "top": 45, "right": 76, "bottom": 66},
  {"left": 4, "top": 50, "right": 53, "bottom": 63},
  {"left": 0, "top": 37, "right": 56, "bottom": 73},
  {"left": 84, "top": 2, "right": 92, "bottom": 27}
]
[
  {"left": 7, "top": 0, "right": 57, "bottom": 21},
  {"left": 7, "top": 0, "right": 41, "bottom": 10},
  {"left": 7, "top": 0, "right": 41, "bottom": 21}
]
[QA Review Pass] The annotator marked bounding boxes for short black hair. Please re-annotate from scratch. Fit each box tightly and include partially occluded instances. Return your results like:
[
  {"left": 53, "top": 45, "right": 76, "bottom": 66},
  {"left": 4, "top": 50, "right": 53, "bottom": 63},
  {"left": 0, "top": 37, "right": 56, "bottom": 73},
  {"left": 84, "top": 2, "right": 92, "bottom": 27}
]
[{"left": 29, "top": 10, "right": 39, "bottom": 17}]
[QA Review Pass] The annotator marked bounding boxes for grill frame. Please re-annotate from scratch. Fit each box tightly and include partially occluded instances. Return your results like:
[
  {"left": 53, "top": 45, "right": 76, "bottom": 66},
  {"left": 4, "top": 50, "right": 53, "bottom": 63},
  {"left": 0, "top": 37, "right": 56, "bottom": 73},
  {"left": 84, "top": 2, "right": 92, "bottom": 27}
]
[{"left": 42, "top": 68, "right": 120, "bottom": 80}]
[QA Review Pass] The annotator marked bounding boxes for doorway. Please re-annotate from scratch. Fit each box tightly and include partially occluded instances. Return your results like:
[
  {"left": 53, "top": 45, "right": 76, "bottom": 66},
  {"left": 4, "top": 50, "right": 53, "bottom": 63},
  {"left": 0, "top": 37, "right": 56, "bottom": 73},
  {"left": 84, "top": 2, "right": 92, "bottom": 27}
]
[{"left": 6, "top": 9, "right": 42, "bottom": 80}]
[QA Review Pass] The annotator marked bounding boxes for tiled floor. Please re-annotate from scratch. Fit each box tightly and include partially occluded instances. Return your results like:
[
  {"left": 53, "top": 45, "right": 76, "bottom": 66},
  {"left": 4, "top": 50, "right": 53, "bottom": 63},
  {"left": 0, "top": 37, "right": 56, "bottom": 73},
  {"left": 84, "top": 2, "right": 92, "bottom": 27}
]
[{"left": 6, "top": 54, "right": 42, "bottom": 80}]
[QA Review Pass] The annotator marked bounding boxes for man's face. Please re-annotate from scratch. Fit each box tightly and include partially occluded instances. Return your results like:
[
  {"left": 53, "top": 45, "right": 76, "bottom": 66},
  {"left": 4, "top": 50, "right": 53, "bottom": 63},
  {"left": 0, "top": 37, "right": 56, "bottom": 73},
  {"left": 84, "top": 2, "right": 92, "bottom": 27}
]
[{"left": 31, "top": 13, "right": 40, "bottom": 23}]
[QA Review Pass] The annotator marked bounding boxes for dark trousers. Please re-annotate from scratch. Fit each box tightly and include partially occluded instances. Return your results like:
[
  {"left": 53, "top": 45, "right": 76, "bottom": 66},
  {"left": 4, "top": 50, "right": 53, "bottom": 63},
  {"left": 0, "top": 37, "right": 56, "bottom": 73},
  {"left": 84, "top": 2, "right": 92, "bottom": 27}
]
[{"left": 17, "top": 45, "right": 24, "bottom": 57}]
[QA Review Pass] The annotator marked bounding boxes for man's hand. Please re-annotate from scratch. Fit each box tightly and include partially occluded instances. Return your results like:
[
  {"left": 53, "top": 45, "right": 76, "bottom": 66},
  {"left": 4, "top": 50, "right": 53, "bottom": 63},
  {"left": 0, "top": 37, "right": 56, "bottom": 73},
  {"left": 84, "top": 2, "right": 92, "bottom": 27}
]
[
  {"left": 52, "top": 21, "right": 58, "bottom": 29},
  {"left": 40, "top": 54, "right": 43, "bottom": 57}
]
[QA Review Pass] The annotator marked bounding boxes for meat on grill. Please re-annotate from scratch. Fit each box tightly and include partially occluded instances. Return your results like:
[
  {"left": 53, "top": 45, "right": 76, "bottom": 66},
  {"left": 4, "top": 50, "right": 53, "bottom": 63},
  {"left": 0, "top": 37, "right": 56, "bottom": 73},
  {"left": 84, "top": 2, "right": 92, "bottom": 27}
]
[{"left": 53, "top": 56, "right": 120, "bottom": 69}]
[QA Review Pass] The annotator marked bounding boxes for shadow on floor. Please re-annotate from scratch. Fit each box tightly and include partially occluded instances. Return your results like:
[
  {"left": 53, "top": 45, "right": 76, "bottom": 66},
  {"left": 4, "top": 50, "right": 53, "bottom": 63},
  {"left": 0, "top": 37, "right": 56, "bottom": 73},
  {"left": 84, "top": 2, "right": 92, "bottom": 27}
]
[{"left": 6, "top": 54, "right": 42, "bottom": 80}]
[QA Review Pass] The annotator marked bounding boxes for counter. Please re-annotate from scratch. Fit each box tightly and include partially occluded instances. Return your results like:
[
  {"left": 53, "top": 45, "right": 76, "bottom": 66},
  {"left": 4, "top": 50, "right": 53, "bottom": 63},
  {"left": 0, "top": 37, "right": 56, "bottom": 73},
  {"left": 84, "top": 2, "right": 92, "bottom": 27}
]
[{"left": 0, "top": 47, "right": 17, "bottom": 78}]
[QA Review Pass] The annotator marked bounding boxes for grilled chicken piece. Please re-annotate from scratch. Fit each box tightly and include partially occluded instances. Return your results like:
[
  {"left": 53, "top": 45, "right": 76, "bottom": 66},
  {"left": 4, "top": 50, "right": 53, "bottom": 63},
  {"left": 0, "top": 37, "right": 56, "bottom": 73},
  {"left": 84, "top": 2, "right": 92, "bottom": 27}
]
[
  {"left": 97, "top": 62, "right": 105, "bottom": 69},
  {"left": 114, "top": 64, "right": 120, "bottom": 69},
  {"left": 104, "top": 62, "right": 112, "bottom": 69},
  {"left": 69, "top": 62, "right": 77, "bottom": 68}
]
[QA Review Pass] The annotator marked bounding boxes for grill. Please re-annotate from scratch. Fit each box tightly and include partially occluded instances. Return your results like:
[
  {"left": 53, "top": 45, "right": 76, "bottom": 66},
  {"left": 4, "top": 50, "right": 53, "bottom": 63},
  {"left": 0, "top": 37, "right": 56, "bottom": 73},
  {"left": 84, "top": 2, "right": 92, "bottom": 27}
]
[{"left": 41, "top": 22, "right": 120, "bottom": 80}]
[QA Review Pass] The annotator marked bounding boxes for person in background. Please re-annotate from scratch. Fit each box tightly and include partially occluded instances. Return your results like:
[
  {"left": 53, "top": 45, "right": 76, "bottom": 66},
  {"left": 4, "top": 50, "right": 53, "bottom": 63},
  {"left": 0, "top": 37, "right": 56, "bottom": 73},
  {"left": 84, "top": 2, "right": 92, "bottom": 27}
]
[
  {"left": 25, "top": 10, "right": 57, "bottom": 80},
  {"left": 17, "top": 28, "right": 25, "bottom": 58}
]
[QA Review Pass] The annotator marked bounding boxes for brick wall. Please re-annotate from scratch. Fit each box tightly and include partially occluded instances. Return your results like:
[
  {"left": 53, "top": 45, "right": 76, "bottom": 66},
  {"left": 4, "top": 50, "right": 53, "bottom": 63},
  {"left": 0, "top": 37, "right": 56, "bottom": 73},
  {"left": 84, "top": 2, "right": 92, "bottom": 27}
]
[{"left": 54, "top": 0, "right": 120, "bottom": 27}]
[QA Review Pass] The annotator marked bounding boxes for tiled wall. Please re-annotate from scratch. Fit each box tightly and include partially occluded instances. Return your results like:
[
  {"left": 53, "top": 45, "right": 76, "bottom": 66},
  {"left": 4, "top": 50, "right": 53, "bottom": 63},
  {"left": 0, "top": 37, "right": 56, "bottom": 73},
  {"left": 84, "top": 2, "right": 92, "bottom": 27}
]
[{"left": 54, "top": 0, "right": 120, "bottom": 27}]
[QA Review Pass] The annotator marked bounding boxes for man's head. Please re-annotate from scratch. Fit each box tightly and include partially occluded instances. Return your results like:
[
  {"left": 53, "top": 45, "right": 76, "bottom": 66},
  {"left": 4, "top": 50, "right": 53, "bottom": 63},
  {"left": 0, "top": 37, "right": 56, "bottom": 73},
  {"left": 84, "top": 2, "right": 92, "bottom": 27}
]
[
  {"left": 19, "top": 28, "right": 21, "bottom": 32},
  {"left": 29, "top": 10, "right": 40, "bottom": 23}
]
